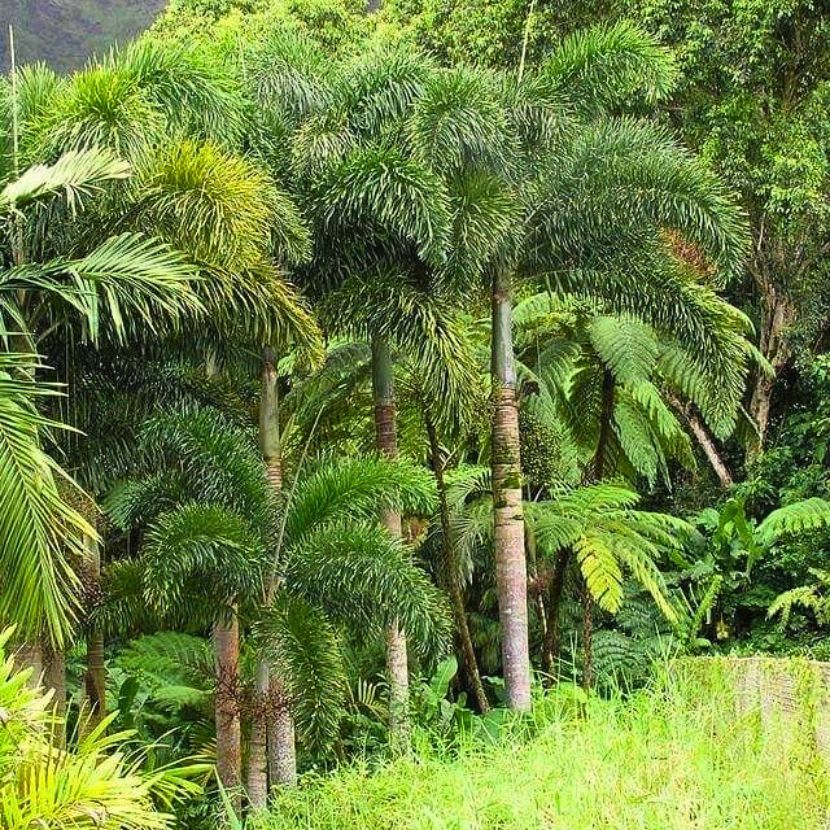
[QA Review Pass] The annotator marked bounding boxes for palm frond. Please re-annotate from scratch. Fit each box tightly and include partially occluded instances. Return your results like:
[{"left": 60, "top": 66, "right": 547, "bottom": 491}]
[
  {"left": 0, "top": 148, "right": 129, "bottom": 215},
  {"left": 0, "top": 353, "right": 89, "bottom": 646},
  {"left": 256, "top": 593, "right": 348, "bottom": 754},
  {"left": 285, "top": 521, "right": 452, "bottom": 660}
]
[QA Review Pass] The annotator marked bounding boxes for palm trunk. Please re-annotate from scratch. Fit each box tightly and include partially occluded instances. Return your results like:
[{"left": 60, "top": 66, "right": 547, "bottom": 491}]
[
  {"left": 248, "top": 346, "right": 295, "bottom": 807},
  {"left": 490, "top": 267, "right": 531, "bottom": 710},
  {"left": 425, "top": 412, "right": 489, "bottom": 714},
  {"left": 267, "top": 676, "right": 296, "bottom": 787},
  {"left": 14, "top": 642, "right": 43, "bottom": 688},
  {"left": 247, "top": 661, "right": 269, "bottom": 810},
  {"left": 526, "top": 520, "right": 549, "bottom": 668},
  {"left": 371, "top": 335, "right": 410, "bottom": 747},
  {"left": 84, "top": 532, "right": 107, "bottom": 734},
  {"left": 214, "top": 614, "right": 242, "bottom": 813}
]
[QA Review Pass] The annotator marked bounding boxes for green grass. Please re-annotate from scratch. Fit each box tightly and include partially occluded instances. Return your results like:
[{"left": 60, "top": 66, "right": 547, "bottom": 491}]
[{"left": 254, "top": 668, "right": 830, "bottom": 829}]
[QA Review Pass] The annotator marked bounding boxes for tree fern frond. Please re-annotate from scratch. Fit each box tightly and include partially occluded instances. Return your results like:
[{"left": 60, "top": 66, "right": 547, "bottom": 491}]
[{"left": 756, "top": 498, "right": 830, "bottom": 546}]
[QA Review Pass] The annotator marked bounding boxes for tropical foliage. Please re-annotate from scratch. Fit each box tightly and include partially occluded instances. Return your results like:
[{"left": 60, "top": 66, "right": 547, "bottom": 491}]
[{"left": 2, "top": 0, "right": 830, "bottom": 826}]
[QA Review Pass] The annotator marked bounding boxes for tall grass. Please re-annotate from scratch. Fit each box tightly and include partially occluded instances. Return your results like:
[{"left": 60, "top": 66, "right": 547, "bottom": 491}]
[{"left": 252, "top": 665, "right": 830, "bottom": 829}]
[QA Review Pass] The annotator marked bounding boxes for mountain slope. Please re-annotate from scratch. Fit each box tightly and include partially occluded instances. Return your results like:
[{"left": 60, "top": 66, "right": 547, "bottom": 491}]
[{"left": 1, "top": 0, "right": 166, "bottom": 72}]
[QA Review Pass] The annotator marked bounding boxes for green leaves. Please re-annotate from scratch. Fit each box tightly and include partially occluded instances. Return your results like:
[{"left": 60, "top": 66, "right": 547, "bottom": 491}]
[
  {"left": 0, "top": 628, "right": 195, "bottom": 829},
  {"left": 756, "top": 498, "right": 830, "bottom": 547},
  {"left": 143, "top": 503, "right": 266, "bottom": 616},
  {"left": 310, "top": 143, "right": 452, "bottom": 267},
  {"left": 287, "top": 520, "right": 451, "bottom": 658},
  {"left": 0, "top": 147, "right": 129, "bottom": 215},
  {"left": 526, "top": 483, "right": 685, "bottom": 619},
  {"left": 410, "top": 67, "right": 509, "bottom": 176},
  {"left": 256, "top": 594, "right": 347, "bottom": 754},
  {"left": 0, "top": 354, "right": 89, "bottom": 646},
  {"left": 285, "top": 455, "right": 437, "bottom": 545},
  {"left": 136, "top": 140, "right": 310, "bottom": 272},
  {"left": 540, "top": 20, "right": 678, "bottom": 115}
]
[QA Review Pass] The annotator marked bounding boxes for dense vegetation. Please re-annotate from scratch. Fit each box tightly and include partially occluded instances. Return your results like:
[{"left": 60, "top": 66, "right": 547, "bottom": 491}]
[{"left": 1, "top": 0, "right": 830, "bottom": 827}]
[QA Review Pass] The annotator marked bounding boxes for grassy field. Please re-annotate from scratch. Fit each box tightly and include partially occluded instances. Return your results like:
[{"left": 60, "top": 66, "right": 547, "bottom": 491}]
[{"left": 254, "top": 669, "right": 829, "bottom": 830}]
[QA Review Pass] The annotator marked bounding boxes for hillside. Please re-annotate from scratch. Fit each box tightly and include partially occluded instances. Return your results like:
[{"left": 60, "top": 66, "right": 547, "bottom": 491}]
[{"left": 0, "top": 0, "right": 166, "bottom": 72}]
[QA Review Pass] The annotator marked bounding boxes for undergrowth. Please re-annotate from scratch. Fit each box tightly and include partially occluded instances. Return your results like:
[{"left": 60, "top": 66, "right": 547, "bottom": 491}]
[{"left": 251, "top": 665, "right": 830, "bottom": 830}]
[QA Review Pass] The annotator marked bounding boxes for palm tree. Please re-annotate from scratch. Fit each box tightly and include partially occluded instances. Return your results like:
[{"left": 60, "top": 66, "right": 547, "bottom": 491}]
[
  {"left": 12, "top": 40, "right": 320, "bottom": 755},
  {"left": 0, "top": 145, "right": 200, "bottom": 657},
  {"left": 407, "top": 24, "right": 748, "bottom": 708},
  {"left": 245, "top": 37, "right": 466, "bottom": 744},
  {"left": 105, "top": 406, "right": 449, "bottom": 806},
  {"left": 281, "top": 325, "right": 492, "bottom": 712}
]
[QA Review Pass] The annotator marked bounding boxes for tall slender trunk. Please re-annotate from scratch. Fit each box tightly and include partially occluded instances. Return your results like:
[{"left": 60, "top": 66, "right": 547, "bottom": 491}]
[
  {"left": 247, "top": 661, "right": 269, "bottom": 810},
  {"left": 267, "top": 676, "right": 296, "bottom": 787},
  {"left": 581, "top": 587, "right": 593, "bottom": 692},
  {"left": 748, "top": 284, "right": 792, "bottom": 456},
  {"left": 424, "top": 411, "right": 489, "bottom": 714},
  {"left": 371, "top": 336, "right": 410, "bottom": 747},
  {"left": 490, "top": 267, "right": 531, "bottom": 711},
  {"left": 214, "top": 614, "right": 242, "bottom": 813},
  {"left": 248, "top": 347, "right": 296, "bottom": 807},
  {"left": 84, "top": 531, "right": 106, "bottom": 734},
  {"left": 541, "top": 549, "right": 570, "bottom": 682},
  {"left": 526, "top": 519, "right": 549, "bottom": 669}
]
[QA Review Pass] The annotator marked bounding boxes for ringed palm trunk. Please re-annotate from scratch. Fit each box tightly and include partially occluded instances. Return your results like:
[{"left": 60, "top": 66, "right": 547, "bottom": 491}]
[
  {"left": 248, "top": 347, "right": 297, "bottom": 807},
  {"left": 371, "top": 335, "right": 410, "bottom": 749},
  {"left": 424, "top": 411, "right": 489, "bottom": 713},
  {"left": 267, "top": 676, "right": 297, "bottom": 788},
  {"left": 204, "top": 352, "right": 242, "bottom": 809},
  {"left": 490, "top": 267, "right": 531, "bottom": 710},
  {"left": 214, "top": 611, "right": 242, "bottom": 813}
]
